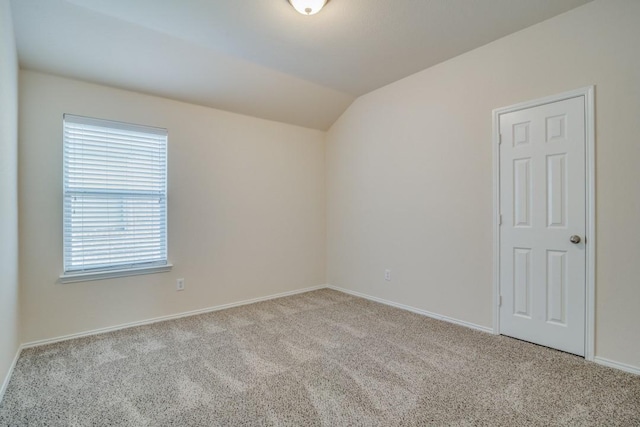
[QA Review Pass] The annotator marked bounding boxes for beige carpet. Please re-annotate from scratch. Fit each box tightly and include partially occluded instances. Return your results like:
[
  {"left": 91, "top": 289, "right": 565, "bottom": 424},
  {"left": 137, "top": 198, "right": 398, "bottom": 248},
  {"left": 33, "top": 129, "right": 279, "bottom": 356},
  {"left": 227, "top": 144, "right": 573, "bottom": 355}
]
[{"left": 1, "top": 289, "right": 638, "bottom": 426}]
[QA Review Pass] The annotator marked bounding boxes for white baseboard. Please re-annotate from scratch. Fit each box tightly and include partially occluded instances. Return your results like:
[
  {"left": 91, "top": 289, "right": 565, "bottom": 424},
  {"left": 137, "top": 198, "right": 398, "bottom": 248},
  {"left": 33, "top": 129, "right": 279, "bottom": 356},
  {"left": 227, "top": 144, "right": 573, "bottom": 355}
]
[
  {"left": 327, "top": 285, "right": 493, "bottom": 334},
  {"left": 22, "top": 285, "right": 327, "bottom": 349},
  {"left": 594, "top": 356, "right": 640, "bottom": 376},
  {"left": 0, "top": 345, "right": 22, "bottom": 404},
  {"left": 10, "top": 282, "right": 638, "bottom": 401},
  {"left": 329, "top": 286, "right": 640, "bottom": 376}
]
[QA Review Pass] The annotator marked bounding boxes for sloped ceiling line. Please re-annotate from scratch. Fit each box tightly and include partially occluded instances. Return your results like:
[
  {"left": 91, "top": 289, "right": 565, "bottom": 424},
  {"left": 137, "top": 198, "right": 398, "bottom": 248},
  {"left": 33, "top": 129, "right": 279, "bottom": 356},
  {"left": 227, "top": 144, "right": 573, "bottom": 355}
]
[{"left": 11, "top": 0, "right": 592, "bottom": 130}]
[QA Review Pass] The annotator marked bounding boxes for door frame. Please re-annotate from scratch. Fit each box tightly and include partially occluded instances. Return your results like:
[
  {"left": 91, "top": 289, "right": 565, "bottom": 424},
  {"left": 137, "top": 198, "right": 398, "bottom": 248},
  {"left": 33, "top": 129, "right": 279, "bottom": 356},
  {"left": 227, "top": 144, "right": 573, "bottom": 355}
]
[{"left": 492, "top": 86, "right": 595, "bottom": 360}]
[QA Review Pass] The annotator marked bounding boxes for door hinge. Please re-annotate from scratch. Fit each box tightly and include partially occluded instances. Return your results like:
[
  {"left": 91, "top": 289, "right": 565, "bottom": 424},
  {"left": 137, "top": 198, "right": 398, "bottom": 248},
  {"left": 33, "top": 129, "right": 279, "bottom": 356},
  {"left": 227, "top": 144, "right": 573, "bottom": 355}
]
[
  {"left": 499, "top": 214, "right": 503, "bottom": 225},
  {"left": 499, "top": 296, "right": 503, "bottom": 307},
  {"left": 499, "top": 133, "right": 503, "bottom": 144}
]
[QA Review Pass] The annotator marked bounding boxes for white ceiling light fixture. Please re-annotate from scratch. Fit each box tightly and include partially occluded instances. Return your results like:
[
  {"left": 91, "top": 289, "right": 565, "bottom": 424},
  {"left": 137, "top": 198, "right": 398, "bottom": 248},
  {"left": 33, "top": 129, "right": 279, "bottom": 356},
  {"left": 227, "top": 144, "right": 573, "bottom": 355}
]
[{"left": 288, "top": 0, "right": 328, "bottom": 16}]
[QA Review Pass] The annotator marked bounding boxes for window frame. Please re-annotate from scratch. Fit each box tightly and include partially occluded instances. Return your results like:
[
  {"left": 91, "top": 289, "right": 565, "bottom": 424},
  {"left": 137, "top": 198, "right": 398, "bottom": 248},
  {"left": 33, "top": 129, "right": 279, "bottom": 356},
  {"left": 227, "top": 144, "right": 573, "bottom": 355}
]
[{"left": 59, "top": 114, "right": 172, "bottom": 283}]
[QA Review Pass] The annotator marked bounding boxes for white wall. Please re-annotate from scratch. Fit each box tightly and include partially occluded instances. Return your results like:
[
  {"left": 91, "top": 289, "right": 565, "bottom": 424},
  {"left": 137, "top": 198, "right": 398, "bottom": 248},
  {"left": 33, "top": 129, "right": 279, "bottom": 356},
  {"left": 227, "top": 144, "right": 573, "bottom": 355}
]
[
  {"left": 327, "top": 0, "right": 640, "bottom": 370},
  {"left": 19, "top": 70, "right": 326, "bottom": 343},
  {"left": 13, "top": 0, "right": 640, "bottom": 375},
  {"left": 0, "top": 0, "right": 20, "bottom": 396}
]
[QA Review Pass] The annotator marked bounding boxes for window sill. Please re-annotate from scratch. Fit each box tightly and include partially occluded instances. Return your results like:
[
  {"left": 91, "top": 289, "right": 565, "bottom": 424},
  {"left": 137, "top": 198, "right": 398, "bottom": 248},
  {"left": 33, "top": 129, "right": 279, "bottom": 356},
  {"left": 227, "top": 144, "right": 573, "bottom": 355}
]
[{"left": 59, "top": 264, "right": 173, "bottom": 284}]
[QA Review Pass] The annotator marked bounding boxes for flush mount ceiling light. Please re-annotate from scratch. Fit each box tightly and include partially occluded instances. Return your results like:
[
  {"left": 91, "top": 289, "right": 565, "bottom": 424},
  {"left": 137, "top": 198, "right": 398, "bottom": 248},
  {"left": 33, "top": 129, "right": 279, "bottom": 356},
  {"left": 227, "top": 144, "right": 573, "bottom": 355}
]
[{"left": 288, "top": 0, "right": 328, "bottom": 16}]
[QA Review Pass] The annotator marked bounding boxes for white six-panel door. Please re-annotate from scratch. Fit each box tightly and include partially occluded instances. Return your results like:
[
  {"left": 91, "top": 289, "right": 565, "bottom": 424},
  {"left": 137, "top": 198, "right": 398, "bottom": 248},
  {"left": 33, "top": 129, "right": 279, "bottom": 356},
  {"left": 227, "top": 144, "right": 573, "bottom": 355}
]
[{"left": 499, "top": 96, "right": 586, "bottom": 356}]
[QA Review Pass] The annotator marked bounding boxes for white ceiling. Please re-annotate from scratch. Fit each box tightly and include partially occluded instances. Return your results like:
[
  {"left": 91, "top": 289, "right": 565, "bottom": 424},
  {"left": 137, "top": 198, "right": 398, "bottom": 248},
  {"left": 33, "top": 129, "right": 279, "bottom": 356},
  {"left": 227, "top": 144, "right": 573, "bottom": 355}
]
[{"left": 11, "top": 0, "right": 592, "bottom": 130}]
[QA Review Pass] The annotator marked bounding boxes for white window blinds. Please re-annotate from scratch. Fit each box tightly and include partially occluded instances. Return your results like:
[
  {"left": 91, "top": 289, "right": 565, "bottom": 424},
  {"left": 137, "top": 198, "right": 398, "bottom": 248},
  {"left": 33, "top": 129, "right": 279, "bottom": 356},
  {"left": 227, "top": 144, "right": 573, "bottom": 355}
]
[{"left": 63, "top": 114, "right": 168, "bottom": 275}]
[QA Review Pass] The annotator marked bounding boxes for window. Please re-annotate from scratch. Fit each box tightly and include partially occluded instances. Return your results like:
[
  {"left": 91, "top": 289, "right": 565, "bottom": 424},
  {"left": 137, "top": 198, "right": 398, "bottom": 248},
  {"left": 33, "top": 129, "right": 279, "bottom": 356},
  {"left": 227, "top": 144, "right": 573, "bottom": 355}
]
[{"left": 61, "top": 114, "right": 170, "bottom": 282}]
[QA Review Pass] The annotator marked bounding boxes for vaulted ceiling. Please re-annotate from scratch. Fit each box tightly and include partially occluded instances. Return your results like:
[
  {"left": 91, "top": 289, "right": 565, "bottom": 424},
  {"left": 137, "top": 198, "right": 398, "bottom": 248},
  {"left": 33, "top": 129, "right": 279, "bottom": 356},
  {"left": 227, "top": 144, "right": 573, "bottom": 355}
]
[{"left": 11, "top": 0, "right": 592, "bottom": 130}]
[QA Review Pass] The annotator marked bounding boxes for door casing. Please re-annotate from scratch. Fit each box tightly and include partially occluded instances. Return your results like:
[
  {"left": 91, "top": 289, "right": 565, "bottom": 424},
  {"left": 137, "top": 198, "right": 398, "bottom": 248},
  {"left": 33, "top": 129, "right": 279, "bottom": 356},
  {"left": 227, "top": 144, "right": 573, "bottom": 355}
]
[{"left": 492, "top": 87, "right": 595, "bottom": 360}]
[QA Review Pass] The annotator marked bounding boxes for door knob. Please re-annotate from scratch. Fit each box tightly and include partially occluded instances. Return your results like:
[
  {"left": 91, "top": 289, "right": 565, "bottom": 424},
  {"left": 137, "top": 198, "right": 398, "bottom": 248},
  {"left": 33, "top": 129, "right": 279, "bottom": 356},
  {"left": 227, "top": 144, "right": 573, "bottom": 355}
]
[{"left": 570, "top": 235, "right": 581, "bottom": 244}]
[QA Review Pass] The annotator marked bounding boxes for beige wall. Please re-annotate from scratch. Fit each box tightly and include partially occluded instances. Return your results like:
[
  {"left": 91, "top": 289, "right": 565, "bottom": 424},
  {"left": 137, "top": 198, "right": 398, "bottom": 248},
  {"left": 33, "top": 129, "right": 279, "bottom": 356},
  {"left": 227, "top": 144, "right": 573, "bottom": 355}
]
[
  {"left": 12, "top": 0, "right": 640, "bottom": 374},
  {"left": 0, "top": 0, "right": 20, "bottom": 393},
  {"left": 19, "top": 70, "right": 326, "bottom": 343},
  {"left": 327, "top": 0, "right": 640, "bottom": 369}
]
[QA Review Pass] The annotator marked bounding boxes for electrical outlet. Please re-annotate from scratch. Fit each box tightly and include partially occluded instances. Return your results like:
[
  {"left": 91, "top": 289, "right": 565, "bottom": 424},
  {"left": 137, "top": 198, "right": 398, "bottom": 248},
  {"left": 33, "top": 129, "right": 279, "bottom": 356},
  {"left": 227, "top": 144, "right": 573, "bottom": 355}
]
[
  {"left": 176, "top": 278, "right": 185, "bottom": 291},
  {"left": 384, "top": 269, "right": 391, "bottom": 281}
]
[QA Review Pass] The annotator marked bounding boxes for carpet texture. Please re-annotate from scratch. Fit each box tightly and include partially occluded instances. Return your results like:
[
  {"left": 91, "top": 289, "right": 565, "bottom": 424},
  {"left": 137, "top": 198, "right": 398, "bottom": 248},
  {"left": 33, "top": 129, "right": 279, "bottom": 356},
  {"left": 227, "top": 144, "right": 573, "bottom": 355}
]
[{"left": 1, "top": 289, "right": 639, "bottom": 426}]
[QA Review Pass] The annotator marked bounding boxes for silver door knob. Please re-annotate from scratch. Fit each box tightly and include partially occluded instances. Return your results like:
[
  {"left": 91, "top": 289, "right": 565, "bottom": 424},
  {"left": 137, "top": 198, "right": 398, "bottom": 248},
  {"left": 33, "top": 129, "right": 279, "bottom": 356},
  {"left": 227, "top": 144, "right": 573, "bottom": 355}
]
[{"left": 570, "top": 235, "right": 581, "bottom": 244}]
